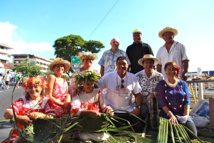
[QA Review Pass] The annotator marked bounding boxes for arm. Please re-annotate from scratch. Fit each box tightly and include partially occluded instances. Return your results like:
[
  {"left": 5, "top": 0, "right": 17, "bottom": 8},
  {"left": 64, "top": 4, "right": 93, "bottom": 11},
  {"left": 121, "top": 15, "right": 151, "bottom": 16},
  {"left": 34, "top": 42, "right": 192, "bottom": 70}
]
[
  {"left": 100, "top": 65, "right": 104, "bottom": 76},
  {"left": 161, "top": 106, "right": 178, "bottom": 125},
  {"left": 182, "top": 60, "right": 189, "bottom": 81},
  {"left": 132, "top": 93, "right": 141, "bottom": 115},
  {"left": 46, "top": 75, "right": 64, "bottom": 106},
  {"left": 4, "top": 110, "right": 32, "bottom": 126},
  {"left": 157, "top": 64, "right": 162, "bottom": 73}
]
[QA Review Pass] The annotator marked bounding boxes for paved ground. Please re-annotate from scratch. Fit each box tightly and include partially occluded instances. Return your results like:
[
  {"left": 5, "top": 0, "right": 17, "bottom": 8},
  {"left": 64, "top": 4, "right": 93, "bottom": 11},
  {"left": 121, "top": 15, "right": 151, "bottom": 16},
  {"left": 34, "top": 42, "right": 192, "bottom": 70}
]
[{"left": 0, "top": 86, "right": 23, "bottom": 142}]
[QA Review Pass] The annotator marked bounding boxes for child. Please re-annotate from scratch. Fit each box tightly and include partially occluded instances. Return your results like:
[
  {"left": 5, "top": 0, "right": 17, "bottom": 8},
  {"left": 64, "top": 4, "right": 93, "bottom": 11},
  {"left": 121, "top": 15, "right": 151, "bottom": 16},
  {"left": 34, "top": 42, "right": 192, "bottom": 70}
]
[
  {"left": 71, "top": 71, "right": 113, "bottom": 142},
  {"left": 3, "top": 77, "right": 56, "bottom": 143}
]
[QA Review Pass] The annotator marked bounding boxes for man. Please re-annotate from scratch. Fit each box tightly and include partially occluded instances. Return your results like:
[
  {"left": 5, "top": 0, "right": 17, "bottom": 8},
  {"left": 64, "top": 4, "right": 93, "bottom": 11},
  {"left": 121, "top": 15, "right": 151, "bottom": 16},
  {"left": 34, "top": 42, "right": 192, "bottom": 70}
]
[
  {"left": 97, "top": 56, "right": 144, "bottom": 133},
  {"left": 156, "top": 27, "right": 189, "bottom": 81},
  {"left": 5, "top": 71, "right": 11, "bottom": 89},
  {"left": 126, "top": 29, "right": 154, "bottom": 74},
  {"left": 99, "top": 38, "right": 130, "bottom": 76}
]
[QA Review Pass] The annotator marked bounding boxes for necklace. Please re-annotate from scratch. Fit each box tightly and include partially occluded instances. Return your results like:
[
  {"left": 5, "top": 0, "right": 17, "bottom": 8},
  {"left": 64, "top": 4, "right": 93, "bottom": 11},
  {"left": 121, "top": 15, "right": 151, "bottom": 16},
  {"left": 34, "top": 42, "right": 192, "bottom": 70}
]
[
  {"left": 165, "top": 78, "right": 178, "bottom": 87},
  {"left": 116, "top": 73, "right": 128, "bottom": 96}
]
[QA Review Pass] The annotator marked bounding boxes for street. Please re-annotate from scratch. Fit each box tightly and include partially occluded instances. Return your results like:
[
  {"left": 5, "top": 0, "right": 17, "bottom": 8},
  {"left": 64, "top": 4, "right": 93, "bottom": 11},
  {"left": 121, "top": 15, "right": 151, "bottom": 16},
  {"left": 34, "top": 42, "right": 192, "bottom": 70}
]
[{"left": 0, "top": 87, "right": 23, "bottom": 142}]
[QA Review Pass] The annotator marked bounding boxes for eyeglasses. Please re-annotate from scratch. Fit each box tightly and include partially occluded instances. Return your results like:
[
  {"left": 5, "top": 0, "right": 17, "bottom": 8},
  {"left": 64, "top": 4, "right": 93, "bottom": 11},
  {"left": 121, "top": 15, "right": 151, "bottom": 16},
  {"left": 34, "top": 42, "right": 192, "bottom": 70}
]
[{"left": 121, "top": 79, "right": 124, "bottom": 88}]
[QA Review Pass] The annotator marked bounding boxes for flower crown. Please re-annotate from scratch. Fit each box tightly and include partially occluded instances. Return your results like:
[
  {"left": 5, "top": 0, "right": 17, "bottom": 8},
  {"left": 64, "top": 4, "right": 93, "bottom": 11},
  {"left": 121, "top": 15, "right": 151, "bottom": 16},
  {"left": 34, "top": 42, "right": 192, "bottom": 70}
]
[
  {"left": 73, "top": 71, "right": 101, "bottom": 85},
  {"left": 22, "top": 77, "right": 47, "bottom": 90},
  {"left": 78, "top": 53, "right": 97, "bottom": 62}
]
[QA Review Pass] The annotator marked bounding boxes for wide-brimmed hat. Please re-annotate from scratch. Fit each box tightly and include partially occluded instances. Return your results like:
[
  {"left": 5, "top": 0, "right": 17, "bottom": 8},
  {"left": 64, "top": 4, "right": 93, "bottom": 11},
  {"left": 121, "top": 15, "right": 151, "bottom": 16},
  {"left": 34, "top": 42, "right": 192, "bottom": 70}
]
[
  {"left": 49, "top": 58, "right": 71, "bottom": 72},
  {"left": 78, "top": 53, "right": 97, "bottom": 62},
  {"left": 138, "top": 54, "right": 159, "bottom": 66},
  {"left": 158, "top": 27, "right": 178, "bottom": 38}
]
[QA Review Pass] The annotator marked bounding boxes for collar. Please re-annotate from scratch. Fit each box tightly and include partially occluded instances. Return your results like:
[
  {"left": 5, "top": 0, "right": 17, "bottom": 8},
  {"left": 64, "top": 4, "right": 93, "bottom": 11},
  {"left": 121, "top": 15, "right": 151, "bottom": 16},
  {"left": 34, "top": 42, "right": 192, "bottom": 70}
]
[{"left": 143, "top": 69, "right": 155, "bottom": 79}]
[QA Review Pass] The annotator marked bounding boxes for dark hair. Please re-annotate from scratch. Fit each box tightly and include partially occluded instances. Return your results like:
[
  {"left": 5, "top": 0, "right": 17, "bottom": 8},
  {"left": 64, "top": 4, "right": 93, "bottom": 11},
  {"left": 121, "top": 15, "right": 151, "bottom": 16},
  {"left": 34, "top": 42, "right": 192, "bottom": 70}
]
[
  {"left": 164, "top": 62, "right": 181, "bottom": 77},
  {"left": 142, "top": 59, "right": 154, "bottom": 64},
  {"left": 116, "top": 56, "right": 127, "bottom": 62}
]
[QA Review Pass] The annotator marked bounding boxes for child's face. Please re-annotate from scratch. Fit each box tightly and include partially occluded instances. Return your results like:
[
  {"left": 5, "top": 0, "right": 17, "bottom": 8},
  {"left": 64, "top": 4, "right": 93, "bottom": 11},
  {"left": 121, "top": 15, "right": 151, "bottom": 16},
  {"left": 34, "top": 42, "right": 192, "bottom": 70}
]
[{"left": 82, "top": 81, "right": 95, "bottom": 93}]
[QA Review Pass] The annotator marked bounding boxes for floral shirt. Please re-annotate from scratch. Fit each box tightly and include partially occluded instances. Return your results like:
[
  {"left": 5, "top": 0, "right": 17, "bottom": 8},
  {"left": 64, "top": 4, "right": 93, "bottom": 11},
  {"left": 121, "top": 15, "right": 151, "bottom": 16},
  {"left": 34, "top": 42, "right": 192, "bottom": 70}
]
[
  {"left": 156, "top": 80, "right": 193, "bottom": 122},
  {"left": 98, "top": 49, "right": 130, "bottom": 75}
]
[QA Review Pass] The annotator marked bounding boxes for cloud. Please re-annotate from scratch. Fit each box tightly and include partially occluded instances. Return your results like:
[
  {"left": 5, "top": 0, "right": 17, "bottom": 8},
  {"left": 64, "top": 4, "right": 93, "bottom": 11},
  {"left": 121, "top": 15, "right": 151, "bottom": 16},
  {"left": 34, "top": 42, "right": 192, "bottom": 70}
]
[{"left": 0, "top": 21, "right": 52, "bottom": 55}]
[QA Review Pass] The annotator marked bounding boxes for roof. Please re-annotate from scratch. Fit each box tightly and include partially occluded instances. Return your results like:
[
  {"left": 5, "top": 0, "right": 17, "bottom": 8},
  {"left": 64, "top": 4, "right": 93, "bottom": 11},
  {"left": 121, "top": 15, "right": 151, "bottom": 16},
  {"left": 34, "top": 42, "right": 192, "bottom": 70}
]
[
  {"left": 0, "top": 43, "right": 13, "bottom": 49},
  {"left": 12, "top": 54, "right": 53, "bottom": 63},
  {"left": 0, "top": 62, "right": 13, "bottom": 68}
]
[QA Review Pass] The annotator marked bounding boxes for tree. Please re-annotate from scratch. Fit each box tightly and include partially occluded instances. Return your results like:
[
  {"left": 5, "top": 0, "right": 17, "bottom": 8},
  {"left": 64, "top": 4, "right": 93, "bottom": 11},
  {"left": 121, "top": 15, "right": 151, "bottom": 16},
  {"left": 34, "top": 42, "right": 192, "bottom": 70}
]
[
  {"left": 13, "top": 60, "right": 42, "bottom": 77},
  {"left": 53, "top": 35, "right": 105, "bottom": 73}
]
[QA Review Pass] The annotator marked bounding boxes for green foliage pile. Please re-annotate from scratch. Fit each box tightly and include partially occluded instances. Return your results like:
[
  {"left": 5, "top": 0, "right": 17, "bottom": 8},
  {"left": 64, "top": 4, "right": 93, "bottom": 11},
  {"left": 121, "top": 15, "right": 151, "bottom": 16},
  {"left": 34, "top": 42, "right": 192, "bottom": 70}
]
[{"left": 72, "top": 71, "right": 101, "bottom": 85}]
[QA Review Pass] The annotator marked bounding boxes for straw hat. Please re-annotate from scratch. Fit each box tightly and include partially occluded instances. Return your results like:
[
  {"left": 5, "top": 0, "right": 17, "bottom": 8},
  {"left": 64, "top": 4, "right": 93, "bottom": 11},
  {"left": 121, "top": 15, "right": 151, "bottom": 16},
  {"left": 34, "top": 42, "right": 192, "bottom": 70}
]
[
  {"left": 49, "top": 58, "right": 71, "bottom": 72},
  {"left": 78, "top": 53, "right": 97, "bottom": 62},
  {"left": 138, "top": 54, "right": 159, "bottom": 66},
  {"left": 158, "top": 27, "right": 178, "bottom": 38}
]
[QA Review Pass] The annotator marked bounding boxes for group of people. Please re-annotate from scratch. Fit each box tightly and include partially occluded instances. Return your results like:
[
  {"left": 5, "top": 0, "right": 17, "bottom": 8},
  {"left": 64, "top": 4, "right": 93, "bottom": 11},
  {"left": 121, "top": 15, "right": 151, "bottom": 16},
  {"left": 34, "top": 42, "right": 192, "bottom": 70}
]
[
  {"left": 0, "top": 71, "right": 21, "bottom": 89},
  {"left": 3, "top": 26, "right": 197, "bottom": 143}
]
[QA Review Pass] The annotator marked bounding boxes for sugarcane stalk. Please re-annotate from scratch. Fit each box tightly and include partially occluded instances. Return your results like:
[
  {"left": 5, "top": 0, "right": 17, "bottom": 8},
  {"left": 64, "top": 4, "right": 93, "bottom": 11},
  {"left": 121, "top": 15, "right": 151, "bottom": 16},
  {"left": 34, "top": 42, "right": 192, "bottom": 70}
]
[
  {"left": 165, "top": 118, "right": 169, "bottom": 143},
  {"left": 182, "top": 125, "right": 203, "bottom": 143},
  {"left": 176, "top": 124, "right": 187, "bottom": 143},
  {"left": 173, "top": 124, "right": 182, "bottom": 143},
  {"left": 169, "top": 121, "right": 175, "bottom": 143},
  {"left": 178, "top": 124, "right": 192, "bottom": 143}
]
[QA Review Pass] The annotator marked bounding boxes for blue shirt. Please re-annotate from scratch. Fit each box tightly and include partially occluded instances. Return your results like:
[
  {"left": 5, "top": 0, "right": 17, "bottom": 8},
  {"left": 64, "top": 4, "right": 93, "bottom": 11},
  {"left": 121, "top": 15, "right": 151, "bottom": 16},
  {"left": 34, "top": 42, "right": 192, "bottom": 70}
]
[{"left": 98, "top": 49, "right": 130, "bottom": 75}]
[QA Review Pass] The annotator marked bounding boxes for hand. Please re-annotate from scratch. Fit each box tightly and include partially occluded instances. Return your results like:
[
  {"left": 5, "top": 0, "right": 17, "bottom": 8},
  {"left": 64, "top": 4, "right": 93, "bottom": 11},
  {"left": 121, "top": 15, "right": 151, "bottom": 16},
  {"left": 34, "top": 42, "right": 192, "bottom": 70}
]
[
  {"left": 176, "top": 115, "right": 188, "bottom": 123},
  {"left": 131, "top": 108, "right": 140, "bottom": 115},
  {"left": 182, "top": 72, "right": 188, "bottom": 81},
  {"left": 150, "top": 93, "right": 156, "bottom": 99},
  {"left": 106, "top": 109, "right": 114, "bottom": 116},
  {"left": 88, "top": 110, "right": 101, "bottom": 119},
  {"left": 63, "top": 102, "right": 71, "bottom": 114},
  {"left": 169, "top": 114, "right": 178, "bottom": 125},
  {"left": 17, "top": 115, "right": 32, "bottom": 126}
]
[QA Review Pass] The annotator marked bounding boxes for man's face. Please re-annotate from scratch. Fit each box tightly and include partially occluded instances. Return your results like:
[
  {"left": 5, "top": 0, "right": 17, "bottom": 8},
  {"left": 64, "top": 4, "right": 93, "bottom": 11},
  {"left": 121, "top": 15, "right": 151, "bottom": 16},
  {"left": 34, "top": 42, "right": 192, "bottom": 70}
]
[
  {"left": 110, "top": 38, "right": 119, "bottom": 50},
  {"left": 133, "top": 32, "right": 142, "bottom": 43},
  {"left": 116, "top": 59, "right": 128, "bottom": 72},
  {"left": 162, "top": 32, "right": 174, "bottom": 43}
]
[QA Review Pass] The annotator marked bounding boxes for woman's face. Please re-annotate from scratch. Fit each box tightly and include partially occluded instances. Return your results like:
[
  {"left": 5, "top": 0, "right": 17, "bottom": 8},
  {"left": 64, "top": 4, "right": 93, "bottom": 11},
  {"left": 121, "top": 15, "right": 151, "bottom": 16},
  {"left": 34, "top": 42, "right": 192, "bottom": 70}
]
[
  {"left": 83, "top": 58, "right": 93, "bottom": 67},
  {"left": 27, "top": 85, "right": 43, "bottom": 100},
  {"left": 165, "top": 64, "right": 178, "bottom": 77},
  {"left": 82, "top": 81, "right": 94, "bottom": 93},
  {"left": 142, "top": 59, "right": 154, "bottom": 71},
  {"left": 53, "top": 64, "right": 65, "bottom": 74}
]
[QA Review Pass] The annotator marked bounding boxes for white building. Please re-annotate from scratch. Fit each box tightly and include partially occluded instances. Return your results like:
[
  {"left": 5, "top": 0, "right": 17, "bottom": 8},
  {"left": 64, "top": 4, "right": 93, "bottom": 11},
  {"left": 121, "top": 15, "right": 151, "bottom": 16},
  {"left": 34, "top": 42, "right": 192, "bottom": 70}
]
[
  {"left": 0, "top": 43, "right": 13, "bottom": 73},
  {"left": 13, "top": 54, "right": 52, "bottom": 73}
]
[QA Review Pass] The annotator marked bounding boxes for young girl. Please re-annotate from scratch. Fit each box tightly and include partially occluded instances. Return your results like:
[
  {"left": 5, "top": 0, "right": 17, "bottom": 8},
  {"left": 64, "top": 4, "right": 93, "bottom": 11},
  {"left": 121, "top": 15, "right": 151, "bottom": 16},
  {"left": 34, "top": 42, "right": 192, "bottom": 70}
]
[
  {"left": 71, "top": 71, "right": 113, "bottom": 142},
  {"left": 3, "top": 77, "right": 56, "bottom": 143},
  {"left": 46, "top": 58, "right": 71, "bottom": 117}
]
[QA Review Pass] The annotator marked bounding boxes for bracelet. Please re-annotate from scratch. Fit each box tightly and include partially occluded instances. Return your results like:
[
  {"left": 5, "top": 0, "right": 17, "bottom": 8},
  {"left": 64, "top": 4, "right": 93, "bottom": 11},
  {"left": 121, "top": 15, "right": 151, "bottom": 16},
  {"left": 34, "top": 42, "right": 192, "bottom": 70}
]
[{"left": 167, "top": 111, "right": 172, "bottom": 116}]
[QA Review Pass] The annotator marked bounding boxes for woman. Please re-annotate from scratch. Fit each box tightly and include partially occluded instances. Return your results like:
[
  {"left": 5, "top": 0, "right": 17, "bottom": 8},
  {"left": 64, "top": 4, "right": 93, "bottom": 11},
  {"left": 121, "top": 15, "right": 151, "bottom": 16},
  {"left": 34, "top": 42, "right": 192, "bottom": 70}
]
[
  {"left": 70, "top": 53, "right": 98, "bottom": 97},
  {"left": 46, "top": 58, "right": 71, "bottom": 117},
  {"left": 71, "top": 71, "right": 112, "bottom": 141},
  {"left": 156, "top": 62, "right": 197, "bottom": 135},
  {"left": 135, "top": 54, "right": 163, "bottom": 128},
  {"left": 76, "top": 53, "right": 98, "bottom": 73},
  {"left": 3, "top": 77, "right": 56, "bottom": 143},
  {"left": 97, "top": 56, "right": 143, "bottom": 133}
]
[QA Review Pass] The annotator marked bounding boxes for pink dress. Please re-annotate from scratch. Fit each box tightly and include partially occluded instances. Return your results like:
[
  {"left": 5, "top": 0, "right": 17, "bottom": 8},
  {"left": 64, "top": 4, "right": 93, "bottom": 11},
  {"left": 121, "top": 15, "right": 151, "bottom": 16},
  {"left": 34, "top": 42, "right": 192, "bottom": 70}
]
[
  {"left": 52, "top": 78, "right": 69, "bottom": 117},
  {"left": 3, "top": 96, "right": 55, "bottom": 143}
]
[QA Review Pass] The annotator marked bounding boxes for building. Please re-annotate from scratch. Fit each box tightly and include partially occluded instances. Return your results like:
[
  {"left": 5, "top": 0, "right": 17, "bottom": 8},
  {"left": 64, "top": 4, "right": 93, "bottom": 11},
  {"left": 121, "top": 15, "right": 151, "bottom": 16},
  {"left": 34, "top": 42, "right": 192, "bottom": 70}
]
[
  {"left": 0, "top": 43, "right": 13, "bottom": 73},
  {"left": 13, "top": 54, "right": 52, "bottom": 73}
]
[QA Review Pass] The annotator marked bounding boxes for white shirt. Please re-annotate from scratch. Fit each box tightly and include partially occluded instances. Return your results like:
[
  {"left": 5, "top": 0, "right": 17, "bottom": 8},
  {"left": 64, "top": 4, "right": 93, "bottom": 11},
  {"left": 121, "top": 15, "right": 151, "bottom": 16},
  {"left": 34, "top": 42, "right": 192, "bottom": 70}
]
[
  {"left": 97, "top": 71, "right": 142, "bottom": 113},
  {"left": 5, "top": 74, "right": 11, "bottom": 81},
  {"left": 156, "top": 41, "right": 189, "bottom": 78}
]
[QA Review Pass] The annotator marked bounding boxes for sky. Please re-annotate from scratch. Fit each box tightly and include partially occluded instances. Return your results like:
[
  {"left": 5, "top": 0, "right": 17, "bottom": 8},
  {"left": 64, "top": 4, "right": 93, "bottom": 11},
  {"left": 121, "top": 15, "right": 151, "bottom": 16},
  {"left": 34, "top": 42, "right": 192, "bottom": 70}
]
[{"left": 0, "top": 0, "right": 214, "bottom": 72}]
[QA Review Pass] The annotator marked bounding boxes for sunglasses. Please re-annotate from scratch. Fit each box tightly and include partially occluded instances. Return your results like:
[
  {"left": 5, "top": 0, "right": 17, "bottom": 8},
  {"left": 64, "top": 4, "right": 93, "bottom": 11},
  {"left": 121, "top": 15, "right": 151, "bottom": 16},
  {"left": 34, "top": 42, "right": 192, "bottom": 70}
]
[{"left": 121, "top": 79, "right": 124, "bottom": 88}]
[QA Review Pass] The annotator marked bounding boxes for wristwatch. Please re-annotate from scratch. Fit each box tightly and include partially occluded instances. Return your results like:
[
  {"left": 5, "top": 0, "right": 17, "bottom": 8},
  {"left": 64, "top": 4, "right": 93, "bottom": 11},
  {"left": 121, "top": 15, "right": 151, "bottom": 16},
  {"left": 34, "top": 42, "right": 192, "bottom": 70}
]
[{"left": 135, "top": 105, "right": 141, "bottom": 109}]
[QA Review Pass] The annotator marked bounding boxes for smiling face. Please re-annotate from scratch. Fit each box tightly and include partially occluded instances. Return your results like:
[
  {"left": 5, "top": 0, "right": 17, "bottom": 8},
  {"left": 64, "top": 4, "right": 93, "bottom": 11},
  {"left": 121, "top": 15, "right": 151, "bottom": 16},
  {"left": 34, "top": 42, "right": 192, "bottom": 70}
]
[
  {"left": 142, "top": 59, "right": 154, "bottom": 71},
  {"left": 133, "top": 32, "right": 142, "bottom": 43},
  {"left": 162, "top": 32, "right": 174, "bottom": 43},
  {"left": 53, "top": 64, "right": 65, "bottom": 74},
  {"left": 165, "top": 64, "right": 178, "bottom": 78},
  {"left": 116, "top": 58, "right": 128, "bottom": 73},
  {"left": 82, "top": 81, "right": 95, "bottom": 93},
  {"left": 83, "top": 57, "right": 93, "bottom": 67},
  {"left": 27, "top": 85, "right": 43, "bottom": 100}
]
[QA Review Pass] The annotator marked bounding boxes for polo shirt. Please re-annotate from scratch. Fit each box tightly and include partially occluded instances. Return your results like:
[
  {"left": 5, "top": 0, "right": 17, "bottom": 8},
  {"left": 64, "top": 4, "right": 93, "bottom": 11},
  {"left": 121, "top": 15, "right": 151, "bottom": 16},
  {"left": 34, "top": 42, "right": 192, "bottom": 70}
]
[{"left": 126, "top": 42, "right": 153, "bottom": 74}]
